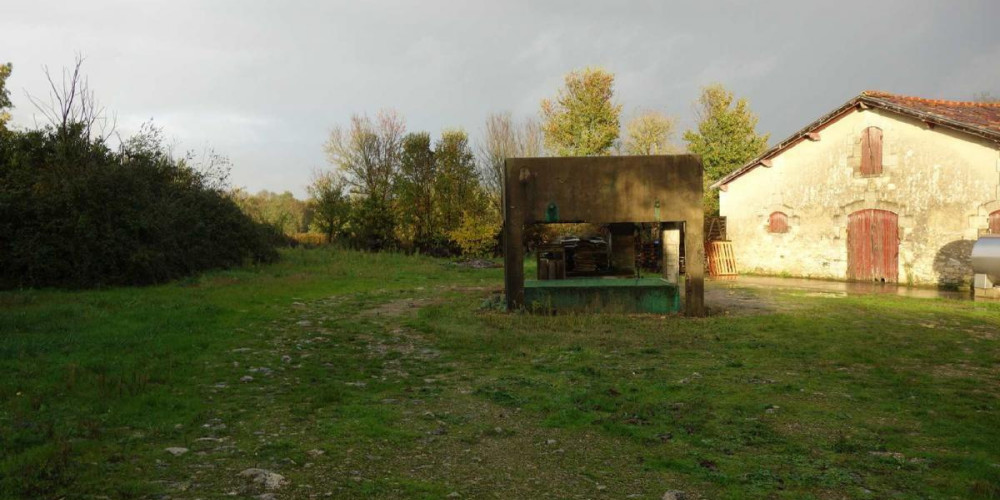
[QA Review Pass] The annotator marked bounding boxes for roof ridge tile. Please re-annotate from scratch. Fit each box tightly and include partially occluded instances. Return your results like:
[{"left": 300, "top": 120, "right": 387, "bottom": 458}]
[{"left": 862, "top": 90, "right": 1000, "bottom": 108}]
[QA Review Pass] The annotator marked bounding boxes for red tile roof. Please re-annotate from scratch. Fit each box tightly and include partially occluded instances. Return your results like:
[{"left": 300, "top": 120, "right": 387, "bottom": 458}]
[
  {"left": 712, "top": 91, "right": 1000, "bottom": 189},
  {"left": 861, "top": 90, "right": 1000, "bottom": 136}
]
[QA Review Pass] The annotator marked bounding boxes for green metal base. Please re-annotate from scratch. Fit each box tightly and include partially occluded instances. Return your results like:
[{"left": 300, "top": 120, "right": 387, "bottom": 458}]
[{"left": 523, "top": 278, "right": 680, "bottom": 314}]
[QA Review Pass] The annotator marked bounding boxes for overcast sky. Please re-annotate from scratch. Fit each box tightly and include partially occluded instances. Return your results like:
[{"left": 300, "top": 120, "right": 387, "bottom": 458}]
[{"left": 4, "top": 0, "right": 999, "bottom": 197}]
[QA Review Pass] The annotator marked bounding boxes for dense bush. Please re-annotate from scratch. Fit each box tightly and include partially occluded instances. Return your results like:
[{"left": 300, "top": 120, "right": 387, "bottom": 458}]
[
  {"left": 449, "top": 209, "right": 501, "bottom": 257},
  {"left": 291, "top": 232, "right": 327, "bottom": 247},
  {"left": 0, "top": 124, "right": 284, "bottom": 289},
  {"left": 345, "top": 195, "right": 396, "bottom": 252}
]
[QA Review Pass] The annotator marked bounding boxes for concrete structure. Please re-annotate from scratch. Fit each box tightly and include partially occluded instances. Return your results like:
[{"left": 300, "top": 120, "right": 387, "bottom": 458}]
[
  {"left": 524, "top": 278, "right": 680, "bottom": 314},
  {"left": 503, "top": 155, "right": 705, "bottom": 316},
  {"left": 714, "top": 91, "right": 1000, "bottom": 287}
]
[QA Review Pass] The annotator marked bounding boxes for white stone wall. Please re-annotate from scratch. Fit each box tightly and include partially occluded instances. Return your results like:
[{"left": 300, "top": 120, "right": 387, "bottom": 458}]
[{"left": 720, "top": 108, "right": 1000, "bottom": 286}]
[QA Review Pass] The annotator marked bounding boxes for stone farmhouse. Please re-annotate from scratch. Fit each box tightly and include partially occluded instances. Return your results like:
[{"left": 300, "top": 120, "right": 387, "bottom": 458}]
[{"left": 713, "top": 91, "right": 1000, "bottom": 287}]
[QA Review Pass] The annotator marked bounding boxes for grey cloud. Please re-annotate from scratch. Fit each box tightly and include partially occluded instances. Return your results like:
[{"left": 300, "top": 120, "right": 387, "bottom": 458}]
[{"left": 3, "top": 0, "right": 997, "bottom": 197}]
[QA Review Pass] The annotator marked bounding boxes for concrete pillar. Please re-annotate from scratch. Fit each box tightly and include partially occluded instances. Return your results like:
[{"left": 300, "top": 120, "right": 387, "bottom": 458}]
[
  {"left": 503, "top": 163, "right": 527, "bottom": 311},
  {"left": 683, "top": 218, "right": 706, "bottom": 317},
  {"left": 662, "top": 228, "right": 681, "bottom": 284}
]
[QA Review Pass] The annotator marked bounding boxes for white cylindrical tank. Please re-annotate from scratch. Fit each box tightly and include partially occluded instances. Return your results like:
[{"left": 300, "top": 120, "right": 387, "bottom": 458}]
[{"left": 971, "top": 236, "right": 1000, "bottom": 283}]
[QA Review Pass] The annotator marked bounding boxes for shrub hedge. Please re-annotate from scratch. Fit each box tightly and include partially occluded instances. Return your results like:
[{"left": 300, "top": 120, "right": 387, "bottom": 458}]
[{"left": 0, "top": 124, "right": 284, "bottom": 289}]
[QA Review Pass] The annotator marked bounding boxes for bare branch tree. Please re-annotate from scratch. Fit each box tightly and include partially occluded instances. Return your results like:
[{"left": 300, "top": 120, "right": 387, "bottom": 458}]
[
  {"left": 324, "top": 109, "right": 405, "bottom": 202},
  {"left": 518, "top": 117, "right": 544, "bottom": 157},
  {"left": 476, "top": 113, "right": 545, "bottom": 211},
  {"left": 186, "top": 146, "right": 232, "bottom": 191},
  {"left": 25, "top": 54, "right": 116, "bottom": 141},
  {"left": 477, "top": 112, "right": 518, "bottom": 211},
  {"left": 972, "top": 91, "right": 1000, "bottom": 103}
]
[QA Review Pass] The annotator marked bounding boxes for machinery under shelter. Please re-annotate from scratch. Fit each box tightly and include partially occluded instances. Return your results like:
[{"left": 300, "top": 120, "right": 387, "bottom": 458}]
[{"left": 502, "top": 155, "right": 706, "bottom": 316}]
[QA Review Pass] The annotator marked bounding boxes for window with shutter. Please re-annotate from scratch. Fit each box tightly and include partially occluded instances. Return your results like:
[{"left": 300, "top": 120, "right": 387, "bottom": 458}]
[
  {"left": 768, "top": 212, "right": 789, "bottom": 233},
  {"left": 860, "top": 127, "right": 883, "bottom": 176}
]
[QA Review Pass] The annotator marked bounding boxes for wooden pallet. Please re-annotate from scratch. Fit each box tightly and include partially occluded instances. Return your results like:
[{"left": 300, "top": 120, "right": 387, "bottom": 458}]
[{"left": 706, "top": 241, "right": 738, "bottom": 276}]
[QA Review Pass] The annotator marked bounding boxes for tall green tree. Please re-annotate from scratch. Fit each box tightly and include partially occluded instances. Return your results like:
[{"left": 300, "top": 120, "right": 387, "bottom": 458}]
[
  {"left": 324, "top": 109, "right": 404, "bottom": 250},
  {"left": 394, "top": 132, "right": 436, "bottom": 249},
  {"left": 0, "top": 63, "right": 13, "bottom": 129},
  {"left": 683, "top": 84, "right": 769, "bottom": 215},
  {"left": 623, "top": 109, "right": 676, "bottom": 155},
  {"left": 540, "top": 67, "right": 622, "bottom": 156},
  {"left": 307, "top": 171, "right": 350, "bottom": 243},
  {"left": 433, "top": 129, "right": 481, "bottom": 235}
]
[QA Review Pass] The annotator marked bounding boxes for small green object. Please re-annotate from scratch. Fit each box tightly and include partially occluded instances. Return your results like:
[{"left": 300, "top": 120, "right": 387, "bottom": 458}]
[
  {"left": 654, "top": 200, "right": 661, "bottom": 222},
  {"left": 545, "top": 202, "right": 559, "bottom": 222}
]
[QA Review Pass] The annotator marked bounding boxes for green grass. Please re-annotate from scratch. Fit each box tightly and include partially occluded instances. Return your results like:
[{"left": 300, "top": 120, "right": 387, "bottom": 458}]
[{"left": 2, "top": 248, "right": 999, "bottom": 499}]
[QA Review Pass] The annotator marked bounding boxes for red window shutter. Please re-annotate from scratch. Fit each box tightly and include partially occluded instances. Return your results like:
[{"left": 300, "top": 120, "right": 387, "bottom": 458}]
[
  {"left": 990, "top": 210, "right": 1000, "bottom": 234},
  {"left": 768, "top": 212, "right": 789, "bottom": 233},
  {"left": 860, "top": 127, "right": 883, "bottom": 176}
]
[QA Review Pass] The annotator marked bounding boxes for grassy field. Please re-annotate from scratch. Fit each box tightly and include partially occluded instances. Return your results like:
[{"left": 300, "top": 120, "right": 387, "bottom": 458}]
[{"left": 2, "top": 248, "right": 999, "bottom": 499}]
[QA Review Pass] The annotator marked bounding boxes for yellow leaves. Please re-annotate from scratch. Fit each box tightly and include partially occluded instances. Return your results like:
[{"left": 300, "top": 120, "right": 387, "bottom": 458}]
[
  {"left": 540, "top": 67, "right": 622, "bottom": 157},
  {"left": 0, "top": 62, "right": 12, "bottom": 127},
  {"left": 449, "top": 209, "right": 501, "bottom": 257},
  {"left": 623, "top": 110, "right": 677, "bottom": 155}
]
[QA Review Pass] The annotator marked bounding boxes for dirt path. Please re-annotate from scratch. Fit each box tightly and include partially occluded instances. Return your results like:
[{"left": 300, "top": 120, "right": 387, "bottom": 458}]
[{"left": 179, "top": 287, "right": 695, "bottom": 499}]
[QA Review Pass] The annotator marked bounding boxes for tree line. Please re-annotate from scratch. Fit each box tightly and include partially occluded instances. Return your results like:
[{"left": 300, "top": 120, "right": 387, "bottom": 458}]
[
  {"left": 231, "top": 77, "right": 1000, "bottom": 255},
  {"left": 309, "top": 112, "right": 499, "bottom": 256},
  {"left": 306, "top": 67, "right": 772, "bottom": 255},
  {"left": 5, "top": 57, "right": 995, "bottom": 287},
  {"left": 0, "top": 59, "right": 775, "bottom": 289}
]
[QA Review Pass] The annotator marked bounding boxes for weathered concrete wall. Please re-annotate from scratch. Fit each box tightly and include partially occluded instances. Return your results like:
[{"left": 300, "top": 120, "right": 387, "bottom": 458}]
[
  {"left": 720, "top": 108, "right": 1000, "bottom": 287},
  {"left": 523, "top": 278, "right": 680, "bottom": 314}
]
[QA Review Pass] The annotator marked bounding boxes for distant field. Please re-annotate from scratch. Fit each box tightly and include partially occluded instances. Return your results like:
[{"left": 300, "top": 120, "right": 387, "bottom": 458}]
[{"left": 2, "top": 248, "right": 999, "bottom": 499}]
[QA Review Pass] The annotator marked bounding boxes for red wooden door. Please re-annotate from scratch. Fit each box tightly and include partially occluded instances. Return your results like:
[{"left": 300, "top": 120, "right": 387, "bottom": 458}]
[
  {"left": 990, "top": 209, "right": 1000, "bottom": 234},
  {"left": 847, "top": 209, "right": 898, "bottom": 282}
]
